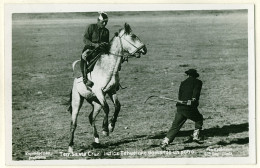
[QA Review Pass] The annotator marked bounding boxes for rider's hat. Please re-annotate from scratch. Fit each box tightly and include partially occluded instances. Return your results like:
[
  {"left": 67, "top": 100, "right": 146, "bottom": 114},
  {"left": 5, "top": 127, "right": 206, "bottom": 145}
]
[{"left": 98, "top": 12, "right": 108, "bottom": 22}]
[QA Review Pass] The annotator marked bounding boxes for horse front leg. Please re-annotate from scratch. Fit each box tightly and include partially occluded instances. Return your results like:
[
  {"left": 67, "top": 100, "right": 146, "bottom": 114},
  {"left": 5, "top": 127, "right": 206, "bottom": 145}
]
[
  {"left": 102, "top": 102, "right": 110, "bottom": 136},
  {"left": 108, "top": 91, "right": 121, "bottom": 132},
  {"left": 94, "top": 89, "right": 110, "bottom": 136},
  {"left": 68, "top": 87, "right": 84, "bottom": 153},
  {"left": 89, "top": 101, "right": 102, "bottom": 145}
]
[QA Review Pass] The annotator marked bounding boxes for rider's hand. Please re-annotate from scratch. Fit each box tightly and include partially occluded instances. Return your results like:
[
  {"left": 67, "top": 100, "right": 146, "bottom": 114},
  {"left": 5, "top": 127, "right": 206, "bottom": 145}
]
[
  {"left": 99, "top": 42, "right": 108, "bottom": 47},
  {"left": 92, "top": 43, "right": 99, "bottom": 48}
]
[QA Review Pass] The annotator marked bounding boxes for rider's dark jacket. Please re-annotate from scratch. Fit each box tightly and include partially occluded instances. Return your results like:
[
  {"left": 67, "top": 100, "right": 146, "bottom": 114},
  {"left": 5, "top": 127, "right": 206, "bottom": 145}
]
[{"left": 83, "top": 23, "right": 109, "bottom": 51}]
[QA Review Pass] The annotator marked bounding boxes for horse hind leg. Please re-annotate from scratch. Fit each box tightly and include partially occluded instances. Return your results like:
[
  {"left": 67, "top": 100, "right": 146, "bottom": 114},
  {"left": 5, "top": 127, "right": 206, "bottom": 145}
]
[
  {"left": 101, "top": 101, "right": 110, "bottom": 136},
  {"left": 67, "top": 90, "right": 73, "bottom": 114},
  {"left": 108, "top": 92, "right": 121, "bottom": 132},
  {"left": 68, "top": 87, "right": 84, "bottom": 153}
]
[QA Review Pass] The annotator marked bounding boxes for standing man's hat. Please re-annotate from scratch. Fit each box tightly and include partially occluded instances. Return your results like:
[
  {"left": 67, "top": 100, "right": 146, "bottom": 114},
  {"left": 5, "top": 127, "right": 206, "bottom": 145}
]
[
  {"left": 98, "top": 12, "right": 108, "bottom": 21},
  {"left": 185, "top": 69, "right": 200, "bottom": 78}
]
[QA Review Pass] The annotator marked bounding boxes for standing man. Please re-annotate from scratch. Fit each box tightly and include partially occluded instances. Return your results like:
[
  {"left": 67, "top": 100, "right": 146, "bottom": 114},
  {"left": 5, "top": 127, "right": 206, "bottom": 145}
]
[
  {"left": 81, "top": 12, "right": 110, "bottom": 87},
  {"left": 161, "top": 69, "right": 204, "bottom": 150}
]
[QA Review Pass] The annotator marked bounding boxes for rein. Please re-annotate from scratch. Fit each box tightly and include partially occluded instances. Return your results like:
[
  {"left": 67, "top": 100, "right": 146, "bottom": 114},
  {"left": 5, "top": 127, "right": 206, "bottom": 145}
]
[
  {"left": 78, "top": 31, "right": 140, "bottom": 73},
  {"left": 108, "top": 31, "right": 144, "bottom": 61}
]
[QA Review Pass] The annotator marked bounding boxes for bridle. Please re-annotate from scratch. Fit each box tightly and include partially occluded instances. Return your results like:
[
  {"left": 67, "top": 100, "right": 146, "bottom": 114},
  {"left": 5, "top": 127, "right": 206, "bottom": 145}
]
[{"left": 109, "top": 31, "right": 145, "bottom": 61}]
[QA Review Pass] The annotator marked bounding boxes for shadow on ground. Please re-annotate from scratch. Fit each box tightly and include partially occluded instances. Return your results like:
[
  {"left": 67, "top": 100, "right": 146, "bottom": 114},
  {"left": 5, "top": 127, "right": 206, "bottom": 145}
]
[
  {"left": 148, "top": 122, "right": 249, "bottom": 140},
  {"left": 172, "top": 137, "right": 249, "bottom": 152},
  {"left": 79, "top": 122, "right": 248, "bottom": 151}
]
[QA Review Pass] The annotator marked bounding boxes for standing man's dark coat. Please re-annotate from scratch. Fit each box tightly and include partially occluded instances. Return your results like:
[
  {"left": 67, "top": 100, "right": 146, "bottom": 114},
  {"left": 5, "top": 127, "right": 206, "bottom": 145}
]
[
  {"left": 177, "top": 76, "right": 202, "bottom": 108},
  {"left": 161, "top": 69, "right": 204, "bottom": 150}
]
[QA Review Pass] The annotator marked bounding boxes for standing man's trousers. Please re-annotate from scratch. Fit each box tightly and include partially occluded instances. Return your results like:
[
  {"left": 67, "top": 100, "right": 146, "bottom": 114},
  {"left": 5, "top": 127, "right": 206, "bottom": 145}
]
[{"left": 166, "top": 106, "right": 203, "bottom": 143}]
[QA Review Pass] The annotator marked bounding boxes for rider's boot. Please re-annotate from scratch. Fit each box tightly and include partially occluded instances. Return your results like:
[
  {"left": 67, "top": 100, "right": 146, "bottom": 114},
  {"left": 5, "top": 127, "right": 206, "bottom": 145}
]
[
  {"left": 83, "top": 71, "right": 94, "bottom": 88},
  {"left": 81, "top": 60, "right": 94, "bottom": 87}
]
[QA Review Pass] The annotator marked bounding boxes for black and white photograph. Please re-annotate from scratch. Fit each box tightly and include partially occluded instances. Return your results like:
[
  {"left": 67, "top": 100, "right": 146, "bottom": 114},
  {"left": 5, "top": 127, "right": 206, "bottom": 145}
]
[{"left": 4, "top": 3, "right": 255, "bottom": 165}]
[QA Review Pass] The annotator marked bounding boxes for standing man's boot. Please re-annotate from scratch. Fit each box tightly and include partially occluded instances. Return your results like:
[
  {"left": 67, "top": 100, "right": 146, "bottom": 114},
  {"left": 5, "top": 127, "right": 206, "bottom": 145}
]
[
  {"left": 160, "top": 137, "right": 169, "bottom": 150},
  {"left": 192, "top": 129, "right": 203, "bottom": 144}
]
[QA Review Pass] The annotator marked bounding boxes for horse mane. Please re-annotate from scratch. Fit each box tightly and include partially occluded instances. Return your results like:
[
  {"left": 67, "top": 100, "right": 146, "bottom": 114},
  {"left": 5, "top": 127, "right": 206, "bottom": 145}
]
[
  {"left": 107, "top": 25, "right": 131, "bottom": 53},
  {"left": 107, "top": 31, "right": 121, "bottom": 52}
]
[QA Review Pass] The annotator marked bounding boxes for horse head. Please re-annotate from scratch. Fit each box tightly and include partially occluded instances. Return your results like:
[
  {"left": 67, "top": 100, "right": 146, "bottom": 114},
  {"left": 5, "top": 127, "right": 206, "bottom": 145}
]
[{"left": 117, "top": 23, "right": 147, "bottom": 58}]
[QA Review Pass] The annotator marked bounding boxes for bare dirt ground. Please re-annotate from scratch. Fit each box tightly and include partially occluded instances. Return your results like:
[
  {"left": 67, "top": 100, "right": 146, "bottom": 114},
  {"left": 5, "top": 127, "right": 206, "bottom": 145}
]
[{"left": 11, "top": 10, "right": 249, "bottom": 160}]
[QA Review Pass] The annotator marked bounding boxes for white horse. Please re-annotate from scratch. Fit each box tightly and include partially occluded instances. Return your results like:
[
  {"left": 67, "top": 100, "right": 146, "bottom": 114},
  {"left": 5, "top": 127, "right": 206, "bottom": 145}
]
[{"left": 68, "top": 23, "right": 147, "bottom": 153}]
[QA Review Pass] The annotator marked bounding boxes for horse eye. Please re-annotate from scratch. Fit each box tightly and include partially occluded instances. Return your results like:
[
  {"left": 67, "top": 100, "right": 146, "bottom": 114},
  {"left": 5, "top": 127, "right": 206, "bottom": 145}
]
[{"left": 131, "top": 34, "right": 137, "bottom": 38}]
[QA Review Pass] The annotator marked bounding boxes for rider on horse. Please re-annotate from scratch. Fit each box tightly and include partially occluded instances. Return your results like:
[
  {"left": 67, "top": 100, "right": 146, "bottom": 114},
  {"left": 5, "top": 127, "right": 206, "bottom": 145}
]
[{"left": 81, "top": 12, "right": 110, "bottom": 87}]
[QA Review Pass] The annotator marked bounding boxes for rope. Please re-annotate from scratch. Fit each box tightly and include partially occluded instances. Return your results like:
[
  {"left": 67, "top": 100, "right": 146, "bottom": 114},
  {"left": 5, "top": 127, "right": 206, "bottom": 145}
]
[{"left": 144, "top": 95, "right": 182, "bottom": 104}]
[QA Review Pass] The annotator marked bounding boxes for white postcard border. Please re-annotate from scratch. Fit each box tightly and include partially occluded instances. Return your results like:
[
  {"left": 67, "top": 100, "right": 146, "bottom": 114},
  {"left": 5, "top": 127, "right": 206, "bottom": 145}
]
[{"left": 4, "top": 3, "right": 256, "bottom": 165}]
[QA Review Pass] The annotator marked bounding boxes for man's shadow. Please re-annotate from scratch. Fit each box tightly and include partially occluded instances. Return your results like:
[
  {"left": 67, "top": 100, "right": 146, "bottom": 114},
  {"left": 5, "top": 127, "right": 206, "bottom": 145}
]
[
  {"left": 102, "top": 122, "right": 248, "bottom": 148},
  {"left": 147, "top": 122, "right": 249, "bottom": 150},
  {"left": 149, "top": 122, "right": 249, "bottom": 139}
]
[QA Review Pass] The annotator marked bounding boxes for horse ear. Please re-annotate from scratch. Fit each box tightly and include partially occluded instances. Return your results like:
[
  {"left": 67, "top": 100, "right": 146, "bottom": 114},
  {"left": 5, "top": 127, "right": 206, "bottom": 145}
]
[{"left": 124, "top": 23, "right": 132, "bottom": 34}]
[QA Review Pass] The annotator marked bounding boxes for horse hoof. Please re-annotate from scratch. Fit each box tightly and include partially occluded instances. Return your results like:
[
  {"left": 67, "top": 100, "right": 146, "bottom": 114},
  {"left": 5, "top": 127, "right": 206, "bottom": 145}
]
[
  {"left": 102, "top": 131, "right": 109, "bottom": 136},
  {"left": 109, "top": 123, "right": 114, "bottom": 132},
  {"left": 68, "top": 146, "right": 74, "bottom": 153},
  {"left": 94, "top": 137, "right": 100, "bottom": 143},
  {"left": 91, "top": 142, "right": 102, "bottom": 148}
]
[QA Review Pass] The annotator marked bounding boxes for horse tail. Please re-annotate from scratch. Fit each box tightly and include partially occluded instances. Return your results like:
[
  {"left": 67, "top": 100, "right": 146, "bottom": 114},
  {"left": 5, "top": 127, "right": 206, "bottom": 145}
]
[
  {"left": 68, "top": 60, "right": 80, "bottom": 114},
  {"left": 67, "top": 89, "right": 72, "bottom": 114},
  {"left": 72, "top": 59, "right": 81, "bottom": 72}
]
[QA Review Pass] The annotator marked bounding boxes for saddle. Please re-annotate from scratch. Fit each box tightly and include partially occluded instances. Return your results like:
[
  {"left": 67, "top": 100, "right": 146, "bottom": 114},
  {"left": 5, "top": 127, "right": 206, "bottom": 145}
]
[{"left": 83, "top": 44, "right": 109, "bottom": 73}]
